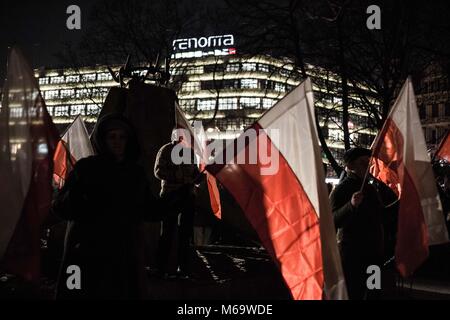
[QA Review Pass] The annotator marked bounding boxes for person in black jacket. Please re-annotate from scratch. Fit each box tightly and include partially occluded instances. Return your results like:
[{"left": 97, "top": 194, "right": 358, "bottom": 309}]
[
  {"left": 52, "top": 113, "right": 160, "bottom": 299},
  {"left": 330, "top": 147, "right": 397, "bottom": 300}
]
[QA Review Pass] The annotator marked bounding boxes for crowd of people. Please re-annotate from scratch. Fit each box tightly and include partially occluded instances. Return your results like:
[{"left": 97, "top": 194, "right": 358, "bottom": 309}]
[{"left": 47, "top": 113, "right": 450, "bottom": 300}]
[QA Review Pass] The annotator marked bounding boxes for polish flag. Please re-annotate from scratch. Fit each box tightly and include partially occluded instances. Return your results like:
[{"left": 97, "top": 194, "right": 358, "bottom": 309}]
[
  {"left": 370, "top": 77, "right": 449, "bottom": 277},
  {"left": 0, "top": 48, "right": 60, "bottom": 281},
  {"left": 175, "top": 103, "right": 222, "bottom": 219},
  {"left": 435, "top": 131, "right": 450, "bottom": 162},
  {"left": 53, "top": 115, "right": 94, "bottom": 188},
  {"left": 206, "top": 78, "right": 347, "bottom": 300}
]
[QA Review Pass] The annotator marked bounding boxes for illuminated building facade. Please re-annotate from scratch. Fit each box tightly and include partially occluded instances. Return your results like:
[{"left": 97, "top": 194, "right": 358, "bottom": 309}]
[
  {"left": 33, "top": 34, "right": 377, "bottom": 173},
  {"left": 414, "top": 62, "right": 450, "bottom": 148}
]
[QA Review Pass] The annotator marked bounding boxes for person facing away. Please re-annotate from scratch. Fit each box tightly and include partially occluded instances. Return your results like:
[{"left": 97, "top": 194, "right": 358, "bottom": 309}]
[
  {"left": 154, "top": 129, "right": 201, "bottom": 279},
  {"left": 329, "top": 147, "right": 396, "bottom": 300},
  {"left": 52, "top": 113, "right": 160, "bottom": 299}
]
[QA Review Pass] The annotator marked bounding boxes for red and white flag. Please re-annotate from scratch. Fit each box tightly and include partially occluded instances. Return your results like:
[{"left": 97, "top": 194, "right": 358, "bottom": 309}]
[
  {"left": 53, "top": 115, "right": 94, "bottom": 188},
  {"left": 370, "top": 77, "right": 449, "bottom": 277},
  {"left": 435, "top": 131, "right": 450, "bottom": 162},
  {"left": 206, "top": 78, "right": 347, "bottom": 300},
  {"left": 0, "top": 47, "right": 60, "bottom": 281},
  {"left": 175, "top": 103, "right": 222, "bottom": 219}
]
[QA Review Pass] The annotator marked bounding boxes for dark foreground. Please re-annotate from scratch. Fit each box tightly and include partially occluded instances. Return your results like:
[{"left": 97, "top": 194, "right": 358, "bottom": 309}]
[{"left": 1, "top": 244, "right": 450, "bottom": 300}]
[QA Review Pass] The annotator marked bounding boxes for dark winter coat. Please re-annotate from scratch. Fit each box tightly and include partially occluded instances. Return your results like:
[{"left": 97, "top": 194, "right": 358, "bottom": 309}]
[{"left": 52, "top": 114, "right": 159, "bottom": 299}]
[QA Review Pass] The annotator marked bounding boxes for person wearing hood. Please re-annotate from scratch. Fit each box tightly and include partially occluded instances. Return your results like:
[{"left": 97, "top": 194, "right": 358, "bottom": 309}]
[{"left": 52, "top": 113, "right": 159, "bottom": 299}]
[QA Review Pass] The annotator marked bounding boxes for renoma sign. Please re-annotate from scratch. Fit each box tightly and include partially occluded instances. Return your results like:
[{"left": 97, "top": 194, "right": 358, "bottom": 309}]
[{"left": 172, "top": 34, "right": 236, "bottom": 58}]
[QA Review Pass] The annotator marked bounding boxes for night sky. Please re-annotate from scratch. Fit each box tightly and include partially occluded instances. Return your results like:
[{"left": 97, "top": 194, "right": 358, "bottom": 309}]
[{"left": 1, "top": 1, "right": 97, "bottom": 81}]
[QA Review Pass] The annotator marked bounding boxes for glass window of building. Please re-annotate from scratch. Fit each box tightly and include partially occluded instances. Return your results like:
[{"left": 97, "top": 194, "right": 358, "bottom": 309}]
[
  {"left": 46, "top": 106, "right": 54, "bottom": 116},
  {"left": 38, "top": 77, "right": 49, "bottom": 85},
  {"left": 329, "top": 129, "right": 342, "bottom": 142},
  {"left": 60, "top": 89, "right": 75, "bottom": 98},
  {"left": 274, "top": 82, "right": 285, "bottom": 92},
  {"left": 81, "top": 73, "right": 97, "bottom": 82},
  {"left": 241, "top": 79, "right": 258, "bottom": 89},
  {"left": 54, "top": 106, "right": 70, "bottom": 117},
  {"left": 218, "top": 98, "right": 238, "bottom": 110},
  {"left": 258, "top": 64, "right": 269, "bottom": 73},
  {"left": 242, "top": 63, "right": 257, "bottom": 71},
  {"left": 50, "top": 76, "right": 65, "bottom": 84},
  {"left": 71, "top": 104, "right": 86, "bottom": 116},
  {"left": 226, "top": 63, "right": 240, "bottom": 72},
  {"left": 187, "top": 66, "right": 204, "bottom": 75},
  {"left": 223, "top": 80, "right": 239, "bottom": 89},
  {"left": 182, "top": 81, "right": 200, "bottom": 92},
  {"left": 179, "top": 100, "right": 196, "bottom": 111},
  {"left": 76, "top": 88, "right": 91, "bottom": 98},
  {"left": 44, "top": 90, "right": 59, "bottom": 100},
  {"left": 92, "top": 87, "right": 109, "bottom": 98},
  {"left": 262, "top": 98, "right": 275, "bottom": 109},
  {"left": 65, "top": 75, "right": 80, "bottom": 83},
  {"left": 86, "top": 104, "right": 100, "bottom": 115},
  {"left": 97, "top": 72, "right": 113, "bottom": 81},
  {"left": 240, "top": 97, "right": 260, "bottom": 109},
  {"left": 198, "top": 99, "right": 217, "bottom": 111}
]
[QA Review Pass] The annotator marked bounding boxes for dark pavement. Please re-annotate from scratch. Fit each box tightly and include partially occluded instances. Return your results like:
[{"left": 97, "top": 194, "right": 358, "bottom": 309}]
[{"left": 1, "top": 243, "right": 450, "bottom": 300}]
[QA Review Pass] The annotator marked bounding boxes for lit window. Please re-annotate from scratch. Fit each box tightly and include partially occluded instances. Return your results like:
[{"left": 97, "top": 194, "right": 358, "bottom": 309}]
[
  {"left": 241, "top": 79, "right": 258, "bottom": 89},
  {"left": 226, "top": 63, "right": 240, "bottom": 72},
  {"left": 274, "top": 82, "right": 285, "bottom": 92},
  {"left": 86, "top": 104, "right": 100, "bottom": 115},
  {"left": 97, "top": 72, "right": 113, "bottom": 81},
  {"left": 44, "top": 90, "right": 59, "bottom": 100},
  {"left": 60, "top": 89, "right": 75, "bottom": 98},
  {"left": 71, "top": 104, "right": 86, "bottom": 116},
  {"left": 65, "top": 75, "right": 80, "bottom": 83},
  {"left": 218, "top": 98, "right": 238, "bottom": 110},
  {"left": 39, "top": 77, "right": 49, "bottom": 85},
  {"left": 179, "top": 100, "right": 196, "bottom": 111},
  {"left": 76, "top": 88, "right": 91, "bottom": 98},
  {"left": 81, "top": 74, "right": 97, "bottom": 82},
  {"left": 242, "top": 63, "right": 257, "bottom": 71},
  {"left": 240, "top": 97, "right": 260, "bottom": 109},
  {"left": 91, "top": 88, "right": 109, "bottom": 98},
  {"left": 46, "top": 106, "right": 54, "bottom": 116},
  {"left": 54, "top": 106, "right": 70, "bottom": 117},
  {"left": 258, "top": 64, "right": 269, "bottom": 72},
  {"left": 262, "top": 98, "right": 275, "bottom": 109},
  {"left": 328, "top": 129, "right": 342, "bottom": 142},
  {"left": 198, "top": 99, "right": 217, "bottom": 111},
  {"left": 182, "top": 81, "right": 200, "bottom": 92},
  {"left": 186, "top": 66, "right": 203, "bottom": 75},
  {"left": 50, "top": 76, "right": 64, "bottom": 84}
]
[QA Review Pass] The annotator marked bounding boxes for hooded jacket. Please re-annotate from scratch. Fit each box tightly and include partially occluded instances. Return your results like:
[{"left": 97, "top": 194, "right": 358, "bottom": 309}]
[{"left": 52, "top": 113, "right": 158, "bottom": 299}]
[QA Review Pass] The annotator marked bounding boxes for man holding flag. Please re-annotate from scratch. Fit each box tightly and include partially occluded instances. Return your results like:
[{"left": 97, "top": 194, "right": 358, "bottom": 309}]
[{"left": 330, "top": 148, "right": 398, "bottom": 300}]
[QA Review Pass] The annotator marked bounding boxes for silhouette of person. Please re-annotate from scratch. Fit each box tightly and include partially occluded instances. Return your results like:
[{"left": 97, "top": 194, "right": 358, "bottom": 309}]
[
  {"left": 52, "top": 113, "right": 159, "bottom": 299},
  {"left": 154, "top": 129, "right": 201, "bottom": 279}
]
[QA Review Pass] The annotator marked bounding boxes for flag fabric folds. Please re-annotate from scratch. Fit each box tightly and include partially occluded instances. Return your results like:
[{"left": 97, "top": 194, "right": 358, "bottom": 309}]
[
  {"left": 0, "top": 47, "right": 60, "bottom": 281},
  {"left": 370, "top": 77, "right": 449, "bottom": 277},
  {"left": 53, "top": 115, "right": 94, "bottom": 188},
  {"left": 206, "top": 78, "right": 347, "bottom": 300},
  {"left": 435, "top": 131, "right": 450, "bottom": 162}
]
